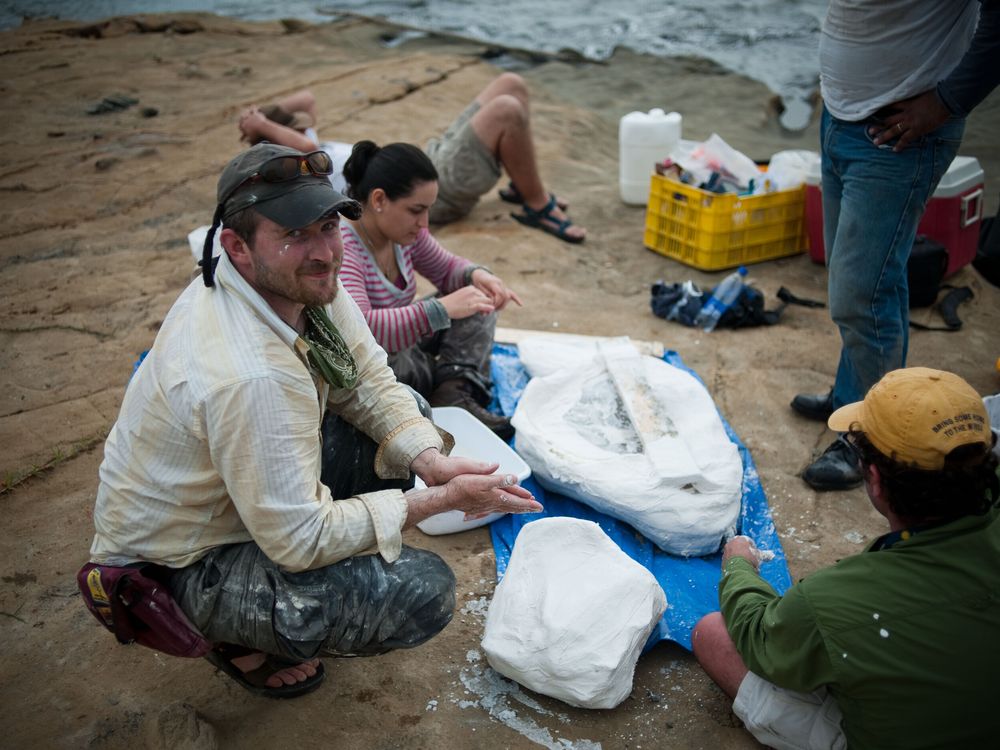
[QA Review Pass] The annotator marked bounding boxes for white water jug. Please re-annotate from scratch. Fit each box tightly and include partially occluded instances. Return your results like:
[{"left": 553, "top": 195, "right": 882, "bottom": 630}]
[{"left": 619, "top": 109, "right": 682, "bottom": 205}]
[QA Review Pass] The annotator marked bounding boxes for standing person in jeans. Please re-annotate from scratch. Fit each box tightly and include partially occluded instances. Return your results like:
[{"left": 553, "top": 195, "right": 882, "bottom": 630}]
[{"left": 793, "top": 0, "right": 1000, "bottom": 491}]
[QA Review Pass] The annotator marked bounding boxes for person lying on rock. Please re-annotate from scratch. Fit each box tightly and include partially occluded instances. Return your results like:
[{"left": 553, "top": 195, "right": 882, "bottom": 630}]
[
  {"left": 85, "top": 142, "right": 542, "bottom": 698},
  {"left": 238, "top": 74, "right": 586, "bottom": 244},
  {"left": 693, "top": 367, "right": 1000, "bottom": 749}
]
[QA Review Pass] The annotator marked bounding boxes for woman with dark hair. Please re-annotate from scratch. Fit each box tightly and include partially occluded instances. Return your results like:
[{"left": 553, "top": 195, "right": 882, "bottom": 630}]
[{"left": 340, "top": 140, "right": 522, "bottom": 439}]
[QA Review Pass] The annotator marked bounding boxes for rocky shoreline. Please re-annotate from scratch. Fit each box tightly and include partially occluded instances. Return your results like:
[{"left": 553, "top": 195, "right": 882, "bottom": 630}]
[{"left": 1, "top": 13, "right": 997, "bottom": 749}]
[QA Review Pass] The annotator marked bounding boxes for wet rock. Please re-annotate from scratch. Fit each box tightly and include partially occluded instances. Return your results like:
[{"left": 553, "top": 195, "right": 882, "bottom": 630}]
[
  {"left": 86, "top": 93, "right": 139, "bottom": 115},
  {"left": 95, "top": 157, "right": 120, "bottom": 172},
  {"left": 280, "top": 18, "right": 312, "bottom": 34}
]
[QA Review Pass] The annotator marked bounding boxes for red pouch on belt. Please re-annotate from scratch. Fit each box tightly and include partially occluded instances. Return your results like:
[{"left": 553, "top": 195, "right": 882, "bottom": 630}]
[{"left": 77, "top": 562, "right": 212, "bottom": 658}]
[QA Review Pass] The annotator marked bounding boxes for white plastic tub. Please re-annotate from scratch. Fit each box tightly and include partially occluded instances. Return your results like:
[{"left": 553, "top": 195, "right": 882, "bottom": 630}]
[{"left": 415, "top": 406, "right": 531, "bottom": 535}]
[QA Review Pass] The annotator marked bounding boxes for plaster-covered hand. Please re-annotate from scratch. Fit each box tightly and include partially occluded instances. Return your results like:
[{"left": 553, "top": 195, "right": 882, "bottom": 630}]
[
  {"left": 410, "top": 447, "right": 498, "bottom": 487},
  {"left": 868, "top": 89, "right": 953, "bottom": 153},
  {"left": 439, "top": 285, "right": 495, "bottom": 320},
  {"left": 721, "top": 535, "right": 771, "bottom": 572},
  {"left": 444, "top": 472, "right": 541, "bottom": 518},
  {"left": 404, "top": 471, "right": 543, "bottom": 528},
  {"left": 471, "top": 268, "right": 523, "bottom": 311}
]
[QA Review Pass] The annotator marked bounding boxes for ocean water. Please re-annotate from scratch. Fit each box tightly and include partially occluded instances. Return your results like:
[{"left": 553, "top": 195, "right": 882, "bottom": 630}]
[{"left": 1, "top": 0, "right": 826, "bottom": 128}]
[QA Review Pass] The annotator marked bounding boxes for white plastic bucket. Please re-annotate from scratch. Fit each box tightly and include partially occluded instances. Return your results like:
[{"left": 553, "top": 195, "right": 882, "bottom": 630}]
[{"left": 619, "top": 109, "right": 682, "bottom": 205}]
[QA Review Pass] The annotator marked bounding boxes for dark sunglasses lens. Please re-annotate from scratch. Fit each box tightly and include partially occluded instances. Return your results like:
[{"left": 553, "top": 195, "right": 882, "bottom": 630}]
[
  {"left": 259, "top": 155, "right": 303, "bottom": 182},
  {"left": 305, "top": 151, "right": 333, "bottom": 175}
]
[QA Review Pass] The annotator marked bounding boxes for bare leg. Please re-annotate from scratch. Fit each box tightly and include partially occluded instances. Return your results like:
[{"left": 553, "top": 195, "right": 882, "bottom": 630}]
[
  {"left": 469, "top": 74, "right": 585, "bottom": 241},
  {"left": 474, "top": 72, "right": 531, "bottom": 112},
  {"left": 691, "top": 612, "right": 749, "bottom": 699}
]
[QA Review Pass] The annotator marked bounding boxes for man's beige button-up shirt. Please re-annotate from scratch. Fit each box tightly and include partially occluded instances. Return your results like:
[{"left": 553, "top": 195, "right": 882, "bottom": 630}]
[{"left": 91, "top": 252, "right": 444, "bottom": 572}]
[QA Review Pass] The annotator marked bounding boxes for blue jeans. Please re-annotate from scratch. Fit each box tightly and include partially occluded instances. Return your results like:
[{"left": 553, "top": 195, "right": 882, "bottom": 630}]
[{"left": 821, "top": 106, "right": 964, "bottom": 408}]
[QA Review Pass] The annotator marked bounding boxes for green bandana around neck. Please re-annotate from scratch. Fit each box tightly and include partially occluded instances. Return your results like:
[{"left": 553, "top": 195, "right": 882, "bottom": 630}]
[{"left": 301, "top": 306, "right": 358, "bottom": 389}]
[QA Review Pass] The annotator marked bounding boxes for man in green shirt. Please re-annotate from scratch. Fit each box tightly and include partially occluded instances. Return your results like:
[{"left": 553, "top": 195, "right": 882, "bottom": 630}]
[{"left": 693, "top": 367, "right": 1000, "bottom": 749}]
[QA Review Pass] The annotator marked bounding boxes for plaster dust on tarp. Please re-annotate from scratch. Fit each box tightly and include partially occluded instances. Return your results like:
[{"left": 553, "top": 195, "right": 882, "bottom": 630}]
[
  {"left": 481, "top": 517, "right": 667, "bottom": 710},
  {"left": 443, "top": 595, "right": 604, "bottom": 750},
  {"left": 512, "top": 337, "right": 743, "bottom": 556}
]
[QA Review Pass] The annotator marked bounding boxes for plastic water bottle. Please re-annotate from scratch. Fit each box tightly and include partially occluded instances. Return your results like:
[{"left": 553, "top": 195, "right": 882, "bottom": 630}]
[{"left": 695, "top": 266, "right": 748, "bottom": 332}]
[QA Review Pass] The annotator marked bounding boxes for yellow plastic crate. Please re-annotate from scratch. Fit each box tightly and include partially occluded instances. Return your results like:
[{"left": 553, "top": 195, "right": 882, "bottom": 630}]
[{"left": 643, "top": 174, "right": 807, "bottom": 271}]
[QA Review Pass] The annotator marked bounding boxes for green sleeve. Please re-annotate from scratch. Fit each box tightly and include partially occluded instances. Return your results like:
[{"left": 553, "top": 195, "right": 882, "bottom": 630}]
[{"left": 719, "top": 557, "right": 836, "bottom": 693}]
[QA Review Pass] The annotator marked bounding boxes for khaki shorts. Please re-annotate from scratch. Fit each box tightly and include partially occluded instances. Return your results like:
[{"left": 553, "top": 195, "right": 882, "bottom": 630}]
[
  {"left": 733, "top": 671, "right": 847, "bottom": 750},
  {"left": 426, "top": 102, "right": 502, "bottom": 224}
]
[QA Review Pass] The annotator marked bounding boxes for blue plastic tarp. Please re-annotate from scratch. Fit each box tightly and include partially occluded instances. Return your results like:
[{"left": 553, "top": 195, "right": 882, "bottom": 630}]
[{"left": 487, "top": 343, "right": 791, "bottom": 652}]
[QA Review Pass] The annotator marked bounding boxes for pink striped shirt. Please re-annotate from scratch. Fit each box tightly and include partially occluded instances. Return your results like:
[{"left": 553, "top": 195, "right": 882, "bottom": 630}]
[{"left": 340, "top": 224, "right": 472, "bottom": 354}]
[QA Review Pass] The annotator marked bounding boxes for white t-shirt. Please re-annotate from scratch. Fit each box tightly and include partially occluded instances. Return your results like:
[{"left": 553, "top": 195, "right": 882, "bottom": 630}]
[
  {"left": 820, "top": 0, "right": 979, "bottom": 121},
  {"left": 304, "top": 128, "right": 352, "bottom": 195}
]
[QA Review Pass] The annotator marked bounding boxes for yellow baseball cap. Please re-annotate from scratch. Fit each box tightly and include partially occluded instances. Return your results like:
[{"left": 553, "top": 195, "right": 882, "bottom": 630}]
[{"left": 828, "top": 367, "right": 991, "bottom": 470}]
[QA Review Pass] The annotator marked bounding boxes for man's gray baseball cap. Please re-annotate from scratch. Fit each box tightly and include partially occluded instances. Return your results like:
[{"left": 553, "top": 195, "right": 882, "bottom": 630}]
[
  {"left": 217, "top": 142, "right": 361, "bottom": 229},
  {"left": 200, "top": 143, "right": 361, "bottom": 286}
]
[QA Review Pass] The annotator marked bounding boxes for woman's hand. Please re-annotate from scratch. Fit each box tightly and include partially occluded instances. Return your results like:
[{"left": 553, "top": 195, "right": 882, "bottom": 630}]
[
  {"left": 439, "top": 285, "right": 495, "bottom": 319},
  {"left": 471, "top": 268, "right": 523, "bottom": 311}
]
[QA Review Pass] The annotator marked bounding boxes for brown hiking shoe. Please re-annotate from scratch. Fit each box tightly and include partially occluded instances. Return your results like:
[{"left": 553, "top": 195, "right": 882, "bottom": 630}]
[{"left": 429, "top": 379, "right": 515, "bottom": 441}]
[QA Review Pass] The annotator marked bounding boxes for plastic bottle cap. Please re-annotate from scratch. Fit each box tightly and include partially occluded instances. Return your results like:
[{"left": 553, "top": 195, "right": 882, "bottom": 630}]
[
  {"left": 737, "top": 266, "right": 748, "bottom": 276},
  {"left": 650, "top": 108, "right": 665, "bottom": 116}
]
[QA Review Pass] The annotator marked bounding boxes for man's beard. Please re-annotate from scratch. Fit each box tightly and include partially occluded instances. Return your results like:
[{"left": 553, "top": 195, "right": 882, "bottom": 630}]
[{"left": 252, "top": 256, "right": 338, "bottom": 308}]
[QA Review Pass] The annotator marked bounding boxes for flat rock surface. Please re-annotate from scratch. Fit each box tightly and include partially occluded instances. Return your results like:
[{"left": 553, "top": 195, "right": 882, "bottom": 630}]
[{"left": 1, "top": 13, "right": 998, "bottom": 749}]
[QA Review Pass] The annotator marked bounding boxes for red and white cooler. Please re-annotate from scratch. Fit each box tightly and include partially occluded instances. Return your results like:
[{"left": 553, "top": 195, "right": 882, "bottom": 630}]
[{"left": 806, "top": 155, "right": 985, "bottom": 277}]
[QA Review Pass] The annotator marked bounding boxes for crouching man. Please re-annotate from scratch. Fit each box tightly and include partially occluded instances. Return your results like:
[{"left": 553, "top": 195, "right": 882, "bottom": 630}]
[
  {"left": 85, "top": 143, "right": 541, "bottom": 698},
  {"left": 693, "top": 367, "right": 999, "bottom": 748}
]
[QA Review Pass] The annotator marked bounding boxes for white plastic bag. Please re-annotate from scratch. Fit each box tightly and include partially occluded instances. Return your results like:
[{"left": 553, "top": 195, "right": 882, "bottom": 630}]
[
  {"left": 511, "top": 339, "right": 742, "bottom": 556},
  {"left": 763, "top": 149, "right": 821, "bottom": 192},
  {"left": 669, "top": 133, "right": 760, "bottom": 190},
  {"left": 482, "top": 517, "right": 667, "bottom": 709}
]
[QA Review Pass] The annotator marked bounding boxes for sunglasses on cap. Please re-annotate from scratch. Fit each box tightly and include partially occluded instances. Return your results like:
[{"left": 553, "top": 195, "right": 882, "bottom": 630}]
[{"left": 221, "top": 150, "right": 334, "bottom": 213}]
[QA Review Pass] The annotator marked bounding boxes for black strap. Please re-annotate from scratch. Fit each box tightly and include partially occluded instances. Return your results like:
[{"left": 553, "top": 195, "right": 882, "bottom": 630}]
[
  {"left": 200, "top": 204, "right": 224, "bottom": 287},
  {"left": 909, "top": 285, "right": 973, "bottom": 332},
  {"left": 751, "top": 286, "right": 826, "bottom": 327},
  {"left": 777, "top": 286, "right": 826, "bottom": 308}
]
